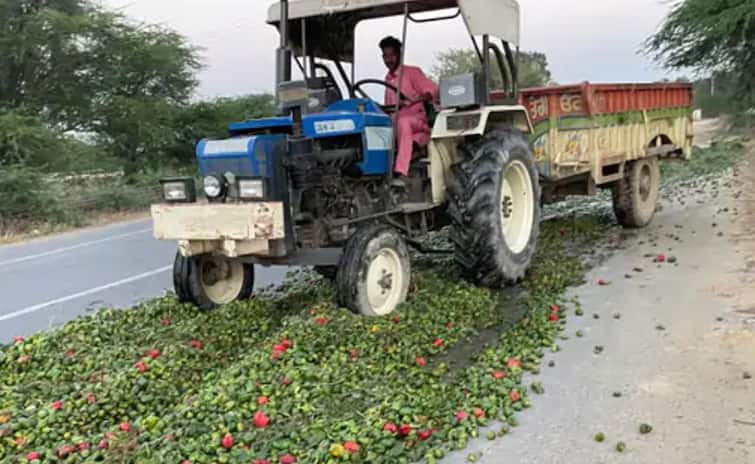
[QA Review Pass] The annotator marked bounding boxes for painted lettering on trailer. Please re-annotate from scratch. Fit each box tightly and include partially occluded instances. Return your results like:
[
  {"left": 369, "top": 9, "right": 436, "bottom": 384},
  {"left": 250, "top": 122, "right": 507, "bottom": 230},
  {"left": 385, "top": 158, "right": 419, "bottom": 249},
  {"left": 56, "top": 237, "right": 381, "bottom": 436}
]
[
  {"left": 559, "top": 94, "right": 584, "bottom": 115},
  {"left": 527, "top": 96, "right": 549, "bottom": 123}
]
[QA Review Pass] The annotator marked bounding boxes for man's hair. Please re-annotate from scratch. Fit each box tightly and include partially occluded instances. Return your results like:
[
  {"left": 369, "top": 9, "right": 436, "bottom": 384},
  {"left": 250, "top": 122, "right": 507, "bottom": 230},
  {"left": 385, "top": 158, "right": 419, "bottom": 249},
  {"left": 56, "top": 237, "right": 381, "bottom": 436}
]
[{"left": 379, "top": 36, "right": 402, "bottom": 53}]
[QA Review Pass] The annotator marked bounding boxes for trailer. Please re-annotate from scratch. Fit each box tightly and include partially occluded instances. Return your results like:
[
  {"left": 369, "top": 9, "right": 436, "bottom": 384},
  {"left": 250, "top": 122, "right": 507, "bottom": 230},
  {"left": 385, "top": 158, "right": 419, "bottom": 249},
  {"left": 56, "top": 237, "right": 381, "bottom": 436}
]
[{"left": 515, "top": 82, "right": 693, "bottom": 224}]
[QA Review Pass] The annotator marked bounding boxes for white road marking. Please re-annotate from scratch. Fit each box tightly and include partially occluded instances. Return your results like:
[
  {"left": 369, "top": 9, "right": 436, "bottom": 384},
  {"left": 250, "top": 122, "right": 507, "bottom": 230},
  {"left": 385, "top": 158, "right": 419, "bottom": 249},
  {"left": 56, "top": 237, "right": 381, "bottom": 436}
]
[
  {"left": 0, "top": 228, "right": 153, "bottom": 268},
  {"left": 0, "top": 265, "right": 172, "bottom": 322}
]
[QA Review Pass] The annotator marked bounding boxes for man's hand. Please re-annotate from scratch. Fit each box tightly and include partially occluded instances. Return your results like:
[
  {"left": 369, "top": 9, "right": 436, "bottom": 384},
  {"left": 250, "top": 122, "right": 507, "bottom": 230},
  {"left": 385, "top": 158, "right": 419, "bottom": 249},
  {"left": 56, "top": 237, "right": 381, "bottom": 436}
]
[{"left": 406, "top": 92, "right": 434, "bottom": 106}]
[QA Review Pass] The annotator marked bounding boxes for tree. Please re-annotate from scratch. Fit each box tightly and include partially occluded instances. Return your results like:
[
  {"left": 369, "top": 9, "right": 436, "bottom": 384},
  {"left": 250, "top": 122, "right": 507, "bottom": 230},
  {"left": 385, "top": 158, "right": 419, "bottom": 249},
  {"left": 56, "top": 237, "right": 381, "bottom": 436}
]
[
  {"left": 0, "top": 1, "right": 200, "bottom": 131},
  {"left": 431, "top": 49, "right": 555, "bottom": 89},
  {"left": 645, "top": 0, "right": 755, "bottom": 109},
  {"left": 96, "top": 97, "right": 179, "bottom": 176},
  {"left": 0, "top": 0, "right": 89, "bottom": 111},
  {"left": 0, "top": 0, "right": 201, "bottom": 175},
  {"left": 167, "top": 95, "right": 276, "bottom": 165},
  {"left": 84, "top": 16, "right": 201, "bottom": 175}
]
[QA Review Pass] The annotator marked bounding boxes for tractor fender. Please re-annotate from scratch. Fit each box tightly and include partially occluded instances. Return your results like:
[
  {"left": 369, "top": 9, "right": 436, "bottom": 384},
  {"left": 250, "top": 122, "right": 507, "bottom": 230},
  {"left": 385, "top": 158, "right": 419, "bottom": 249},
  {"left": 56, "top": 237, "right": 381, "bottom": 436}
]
[
  {"left": 427, "top": 105, "right": 533, "bottom": 205},
  {"left": 430, "top": 105, "right": 533, "bottom": 139}
]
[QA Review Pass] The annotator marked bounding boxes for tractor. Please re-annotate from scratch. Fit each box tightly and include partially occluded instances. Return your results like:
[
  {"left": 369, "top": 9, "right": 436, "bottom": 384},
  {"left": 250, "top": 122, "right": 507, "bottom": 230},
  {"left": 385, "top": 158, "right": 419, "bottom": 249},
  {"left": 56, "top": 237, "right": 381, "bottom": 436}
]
[{"left": 151, "top": 0, "right": 540, "bottom": 316}]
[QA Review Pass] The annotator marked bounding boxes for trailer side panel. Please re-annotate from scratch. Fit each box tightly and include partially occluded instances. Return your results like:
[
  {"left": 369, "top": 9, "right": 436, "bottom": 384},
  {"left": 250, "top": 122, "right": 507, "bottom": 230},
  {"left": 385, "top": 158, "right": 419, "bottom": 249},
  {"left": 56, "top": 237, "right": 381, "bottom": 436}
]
[{"left": 518, "top": 82, "right": 693, "bottom": 184}]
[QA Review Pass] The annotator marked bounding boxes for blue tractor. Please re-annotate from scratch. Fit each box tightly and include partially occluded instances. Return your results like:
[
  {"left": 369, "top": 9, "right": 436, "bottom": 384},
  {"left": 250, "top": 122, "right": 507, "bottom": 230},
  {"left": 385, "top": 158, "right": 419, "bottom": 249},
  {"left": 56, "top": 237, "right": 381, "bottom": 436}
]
[{"left": 151, "top": 0, "right": 540, "bottom": 316}]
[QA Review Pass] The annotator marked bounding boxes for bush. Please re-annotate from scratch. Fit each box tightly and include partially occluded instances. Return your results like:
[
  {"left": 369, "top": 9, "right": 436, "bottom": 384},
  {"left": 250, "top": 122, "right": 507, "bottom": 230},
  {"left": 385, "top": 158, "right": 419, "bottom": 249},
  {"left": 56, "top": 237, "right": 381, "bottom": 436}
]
[
  {"left": 0, "top": 110, "right": 67, "bottom": 168},
  {"left": 0, "top": 165, "right": 64, "bottom": 230},
  {"left": 166, "top": 94, "right": 275, "bottom": 165},
  {"left": 0, "top": 166, "right": 164, "bottom": 237},
  {"left": 64, "top": 177, "right": 163, "bottom": 216}
]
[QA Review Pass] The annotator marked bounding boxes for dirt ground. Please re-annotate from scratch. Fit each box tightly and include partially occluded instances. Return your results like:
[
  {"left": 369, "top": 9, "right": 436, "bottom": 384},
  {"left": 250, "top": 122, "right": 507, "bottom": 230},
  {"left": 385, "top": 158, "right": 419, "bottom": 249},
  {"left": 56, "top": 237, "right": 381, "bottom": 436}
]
[{"left": 447, "top": 123, "right": 755, "bottom": 463}]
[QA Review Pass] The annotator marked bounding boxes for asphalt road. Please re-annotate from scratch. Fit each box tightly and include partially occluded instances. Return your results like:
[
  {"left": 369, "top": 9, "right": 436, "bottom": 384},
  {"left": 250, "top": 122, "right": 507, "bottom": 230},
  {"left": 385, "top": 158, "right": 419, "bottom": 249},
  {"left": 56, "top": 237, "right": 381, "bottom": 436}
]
[{"left": 0, "top": 218, "right": 290, "bottom": 343}]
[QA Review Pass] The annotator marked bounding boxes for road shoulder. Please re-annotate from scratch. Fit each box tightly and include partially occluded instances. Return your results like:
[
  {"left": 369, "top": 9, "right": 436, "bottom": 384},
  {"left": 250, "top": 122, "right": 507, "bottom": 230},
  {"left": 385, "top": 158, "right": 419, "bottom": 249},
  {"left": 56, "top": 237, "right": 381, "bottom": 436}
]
[{"left": 451, "top": 139, "right": 755, "bottom": 464}]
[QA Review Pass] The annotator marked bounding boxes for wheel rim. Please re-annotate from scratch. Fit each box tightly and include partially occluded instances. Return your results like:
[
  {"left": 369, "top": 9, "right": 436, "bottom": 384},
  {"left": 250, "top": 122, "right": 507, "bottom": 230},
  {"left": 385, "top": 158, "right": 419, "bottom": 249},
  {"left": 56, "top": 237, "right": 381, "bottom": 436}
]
[
  {"left": 500, "top": 160, "right": 535, "bottom": 254},
  {"left": 365, "top": 248, "right": 404, "bottom": 315},
  {"left": 638, "top": 164, "right": 652, "bottom": 202},
  {"left": 199, "top": 256, "right": 245, "bottom": 305}
]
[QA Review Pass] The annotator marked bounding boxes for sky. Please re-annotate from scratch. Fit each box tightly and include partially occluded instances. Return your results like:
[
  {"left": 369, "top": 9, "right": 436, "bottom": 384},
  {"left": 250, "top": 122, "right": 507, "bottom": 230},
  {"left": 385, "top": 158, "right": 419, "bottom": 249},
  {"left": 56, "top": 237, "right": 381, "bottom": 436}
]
[{"left": 101, "top": 0, "right": 678, "bottom": 99}]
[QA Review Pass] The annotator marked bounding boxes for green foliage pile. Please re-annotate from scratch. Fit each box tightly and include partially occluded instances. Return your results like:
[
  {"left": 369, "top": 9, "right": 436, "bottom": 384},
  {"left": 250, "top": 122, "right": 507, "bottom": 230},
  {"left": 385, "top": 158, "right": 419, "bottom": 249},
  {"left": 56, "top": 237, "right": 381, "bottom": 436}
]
[{"left": 0, "top": 217, "right": 608, "bottom": 463}]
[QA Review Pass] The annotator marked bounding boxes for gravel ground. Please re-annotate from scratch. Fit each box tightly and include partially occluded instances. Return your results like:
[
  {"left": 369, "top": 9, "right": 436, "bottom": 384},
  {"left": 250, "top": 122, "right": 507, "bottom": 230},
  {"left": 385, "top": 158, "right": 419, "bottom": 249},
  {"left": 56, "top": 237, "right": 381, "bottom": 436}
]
[{"left": 445, "top": 125, "right": 755, "bottom": 464}]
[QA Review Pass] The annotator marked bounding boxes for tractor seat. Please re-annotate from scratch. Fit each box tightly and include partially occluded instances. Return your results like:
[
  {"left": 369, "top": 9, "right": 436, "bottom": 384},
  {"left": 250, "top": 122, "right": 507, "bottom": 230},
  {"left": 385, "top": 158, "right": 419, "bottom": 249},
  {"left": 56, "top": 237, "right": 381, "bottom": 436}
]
[
  {"left": 424, "top": 101, "right": 438, "bottom": 128},
  {"left": 412, "top": 144, "right": 429, "bottom": 160},
  {"left": 406, "top": 102, "right": 436, "bottom": 162}
]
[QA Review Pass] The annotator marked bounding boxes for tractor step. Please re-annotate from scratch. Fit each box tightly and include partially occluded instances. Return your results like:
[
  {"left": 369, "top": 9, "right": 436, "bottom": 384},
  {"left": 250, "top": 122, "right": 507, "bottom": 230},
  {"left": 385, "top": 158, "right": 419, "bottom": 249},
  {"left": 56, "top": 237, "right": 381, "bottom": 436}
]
[{"left": 405, "top": 237, "right": 452, "bottom": 254}]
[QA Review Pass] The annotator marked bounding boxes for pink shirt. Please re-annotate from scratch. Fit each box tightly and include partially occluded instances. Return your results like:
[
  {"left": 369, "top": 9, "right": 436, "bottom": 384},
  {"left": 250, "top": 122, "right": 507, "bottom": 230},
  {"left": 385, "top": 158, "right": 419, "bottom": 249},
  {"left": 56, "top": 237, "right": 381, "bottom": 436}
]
[{"left": 384, "top": 65, "right": 439, "bottom": 122}]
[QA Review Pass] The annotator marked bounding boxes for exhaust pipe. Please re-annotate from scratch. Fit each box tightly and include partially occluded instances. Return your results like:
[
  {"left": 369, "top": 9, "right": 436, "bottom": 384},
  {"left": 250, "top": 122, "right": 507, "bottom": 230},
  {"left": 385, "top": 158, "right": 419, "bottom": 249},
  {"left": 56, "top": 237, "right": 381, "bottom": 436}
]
[
  {"left": 276, "top": 0, "right": 292, "bottom": 87},
  {"left": 275, "top": 0, "right": 304, "bottom": 135}
]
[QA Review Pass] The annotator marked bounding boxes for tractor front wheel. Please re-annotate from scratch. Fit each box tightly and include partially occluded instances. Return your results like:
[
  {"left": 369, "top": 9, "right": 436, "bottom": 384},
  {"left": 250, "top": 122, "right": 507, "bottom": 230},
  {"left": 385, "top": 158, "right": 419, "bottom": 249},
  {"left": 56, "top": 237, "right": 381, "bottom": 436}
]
[
  {"left": 448, "top": 129, "right": 541, "bottom": 287},
  {"left": 174, "top": 253, "right": 255, "bottom": 310},
  {"left": 336, "top": 225, "right": 411, "bottom": 316},
  {"left": 313, "top": 266, "right": 338, "bottom": 281},
  {"left": 173, "top": 252, "right": 193, "bottom": 303}
]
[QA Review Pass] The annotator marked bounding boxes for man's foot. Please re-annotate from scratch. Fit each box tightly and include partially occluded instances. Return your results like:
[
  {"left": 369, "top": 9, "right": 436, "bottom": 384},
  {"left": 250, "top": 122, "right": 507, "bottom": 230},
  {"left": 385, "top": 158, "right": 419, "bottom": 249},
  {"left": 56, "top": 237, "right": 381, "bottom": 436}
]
[
  {"left": 391, "top": 176, "right": 408, "bottom": 190},
  {"left": 389, "top": 176, "right": 409, "bottom": 205}
]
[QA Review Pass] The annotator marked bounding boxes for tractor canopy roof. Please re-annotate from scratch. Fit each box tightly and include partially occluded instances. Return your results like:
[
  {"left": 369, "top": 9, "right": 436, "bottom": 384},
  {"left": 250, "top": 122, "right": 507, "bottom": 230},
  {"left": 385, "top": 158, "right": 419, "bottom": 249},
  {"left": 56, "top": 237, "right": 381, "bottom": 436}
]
[{"left": 267, "top": 0, "right": 520, "bottom": 62}]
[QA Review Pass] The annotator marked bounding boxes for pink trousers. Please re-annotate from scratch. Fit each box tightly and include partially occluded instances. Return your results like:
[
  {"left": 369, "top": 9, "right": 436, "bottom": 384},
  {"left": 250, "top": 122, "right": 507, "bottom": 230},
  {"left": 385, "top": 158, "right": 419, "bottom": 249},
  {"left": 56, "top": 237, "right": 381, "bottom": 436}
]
[{"left": 394, "top": 114, "right": 431, "bottom": 177}]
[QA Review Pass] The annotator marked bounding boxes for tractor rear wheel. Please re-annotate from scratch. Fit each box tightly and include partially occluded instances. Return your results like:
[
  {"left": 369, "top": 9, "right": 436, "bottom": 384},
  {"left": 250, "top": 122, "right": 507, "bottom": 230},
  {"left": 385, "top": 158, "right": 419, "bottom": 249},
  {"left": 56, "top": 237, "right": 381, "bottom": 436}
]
[
  {"left": 447, "top": 129, "right": 541, "bottom": 287},
  {"left": 174, "top": 253, "right": 255, "bottom": 310},
  {"left": 611, "top": 157, "right": 660, "bottom": 228},
  {"left": 336, "top": 225, "right": 411, "bottom": 316}
]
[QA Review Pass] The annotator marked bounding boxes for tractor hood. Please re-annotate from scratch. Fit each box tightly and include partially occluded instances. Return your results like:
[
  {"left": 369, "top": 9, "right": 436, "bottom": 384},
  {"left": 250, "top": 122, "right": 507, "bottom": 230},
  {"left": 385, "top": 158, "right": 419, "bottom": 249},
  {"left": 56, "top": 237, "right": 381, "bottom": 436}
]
[{"left": 228, "top": 98, "right": 391, "bottom": 137}]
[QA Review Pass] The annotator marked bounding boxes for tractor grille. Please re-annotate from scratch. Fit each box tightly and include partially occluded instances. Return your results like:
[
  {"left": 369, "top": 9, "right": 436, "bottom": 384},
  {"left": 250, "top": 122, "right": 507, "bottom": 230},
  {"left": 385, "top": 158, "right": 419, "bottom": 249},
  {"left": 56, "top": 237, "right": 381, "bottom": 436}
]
[{"left": 198, "top": 156, "right": 257, "bottom": 177}]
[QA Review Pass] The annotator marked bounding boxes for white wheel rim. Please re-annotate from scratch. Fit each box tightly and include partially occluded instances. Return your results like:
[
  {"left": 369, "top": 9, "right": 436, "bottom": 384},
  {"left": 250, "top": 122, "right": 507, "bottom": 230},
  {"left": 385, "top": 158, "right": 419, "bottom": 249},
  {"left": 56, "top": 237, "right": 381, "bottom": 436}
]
[
  {"left": 500, "top": 160, "right": 535, "bottom": 254},
  {"left": 365, "top": 248, "right": 404, "bottom": 316},
  {"left": 199, "top": 256, "right": 245, "bottom": 305},
  {"left": 638, "top": 164, "right": 653, "bottom": 202}
]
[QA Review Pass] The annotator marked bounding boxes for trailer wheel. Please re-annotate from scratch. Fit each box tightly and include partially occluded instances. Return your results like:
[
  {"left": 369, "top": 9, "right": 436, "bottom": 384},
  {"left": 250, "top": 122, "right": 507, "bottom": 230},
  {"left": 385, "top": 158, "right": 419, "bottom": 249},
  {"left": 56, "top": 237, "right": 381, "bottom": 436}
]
[
  {"left": 179, "top": 255, "right": 254, "bottom": 310},
  {"left": 612, "top": 157, "right": 660, "bottom": 228},
  {"left": 447, "top": 129, "right": 541, "bottom": 287},
  {"left": 336, "top": 225, "right": 411, "bottom": 316}
]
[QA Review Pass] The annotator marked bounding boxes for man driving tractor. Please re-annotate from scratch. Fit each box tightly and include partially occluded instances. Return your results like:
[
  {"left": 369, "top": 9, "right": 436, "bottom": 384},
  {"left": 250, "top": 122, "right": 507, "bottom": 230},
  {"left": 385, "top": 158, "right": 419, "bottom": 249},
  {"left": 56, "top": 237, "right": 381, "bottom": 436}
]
[
  {"left": 379, "top": 36, "right": 439, "bottom": 185},
  {"left": 153, "top": 0, "right": 547, "bottom": 316}
]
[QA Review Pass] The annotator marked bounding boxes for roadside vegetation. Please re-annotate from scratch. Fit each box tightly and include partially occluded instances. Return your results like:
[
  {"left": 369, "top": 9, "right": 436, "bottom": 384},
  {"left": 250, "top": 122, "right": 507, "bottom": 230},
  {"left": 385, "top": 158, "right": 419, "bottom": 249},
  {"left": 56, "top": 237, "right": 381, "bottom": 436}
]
[
  {"left": 661, "top": 138, "right": 749, "bottom": 184},
  {"left": 645, "top": 0, "right": 755, "bottom": 125}
]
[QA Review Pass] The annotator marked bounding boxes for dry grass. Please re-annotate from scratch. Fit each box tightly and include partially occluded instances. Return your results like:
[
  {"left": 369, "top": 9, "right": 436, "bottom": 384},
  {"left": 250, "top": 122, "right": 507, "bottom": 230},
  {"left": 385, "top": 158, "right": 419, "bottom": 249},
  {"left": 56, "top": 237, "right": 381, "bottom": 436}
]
[{"left": 0, "top": 211, "right": 149, "bottom": 245}]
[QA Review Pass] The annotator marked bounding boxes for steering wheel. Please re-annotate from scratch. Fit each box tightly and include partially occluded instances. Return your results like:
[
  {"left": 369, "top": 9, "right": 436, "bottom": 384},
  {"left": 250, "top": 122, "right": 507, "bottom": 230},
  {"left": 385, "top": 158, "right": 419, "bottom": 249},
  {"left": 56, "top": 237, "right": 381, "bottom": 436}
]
[{"left": 352, "top": 79, "right": 412, "bottom": 113}]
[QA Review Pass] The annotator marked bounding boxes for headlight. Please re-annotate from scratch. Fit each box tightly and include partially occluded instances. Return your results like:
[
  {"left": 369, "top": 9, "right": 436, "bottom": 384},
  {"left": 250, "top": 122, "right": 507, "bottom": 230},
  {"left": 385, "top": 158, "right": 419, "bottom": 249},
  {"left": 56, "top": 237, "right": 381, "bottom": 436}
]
[
  {"left": 238, "top": 178, "right": 265, "bottom": 199},
  {"left": 163, "top": 182, "right": 187, "bottom": 201},
  {"left": 159, "top": 177, "right": 196, "bottom": 203},
  {"left": 203, "top": 175, "right": 223, "bottom": 198}
]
